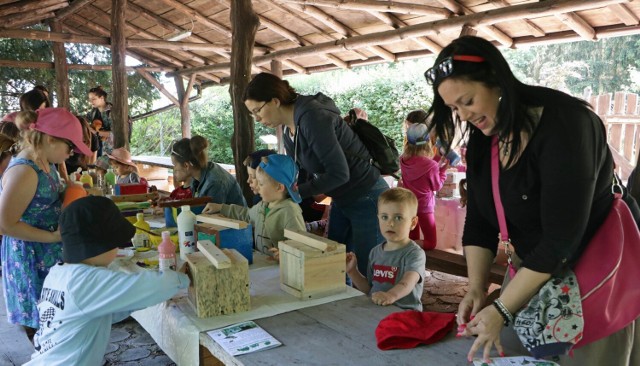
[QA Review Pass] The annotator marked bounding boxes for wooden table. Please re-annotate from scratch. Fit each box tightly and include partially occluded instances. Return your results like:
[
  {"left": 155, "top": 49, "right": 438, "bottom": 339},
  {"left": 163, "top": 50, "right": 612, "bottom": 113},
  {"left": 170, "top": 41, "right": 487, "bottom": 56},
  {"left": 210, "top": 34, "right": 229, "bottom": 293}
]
[{"left": 200, "top": 295, "right": 481, "bottom": 366}]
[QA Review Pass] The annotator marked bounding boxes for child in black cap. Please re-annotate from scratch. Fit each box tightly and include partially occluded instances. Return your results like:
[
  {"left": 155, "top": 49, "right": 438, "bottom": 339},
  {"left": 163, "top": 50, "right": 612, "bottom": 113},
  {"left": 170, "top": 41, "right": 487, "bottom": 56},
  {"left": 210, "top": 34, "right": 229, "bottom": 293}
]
[{"left": 26, "top": 196, "right": 189, "bottom": 366}]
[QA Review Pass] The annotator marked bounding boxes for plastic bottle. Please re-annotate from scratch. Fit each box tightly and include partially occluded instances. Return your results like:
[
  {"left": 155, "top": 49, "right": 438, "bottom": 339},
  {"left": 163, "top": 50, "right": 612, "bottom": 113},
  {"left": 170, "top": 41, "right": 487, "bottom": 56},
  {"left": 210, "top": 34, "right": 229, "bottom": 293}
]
[
  {"left": 158, "top": 231, "right": 177, "bottom": 272},
  {"left": 133, "top": 213, "right": 151, "bottom": 248},
  {"left": 80, "top": 171, "right": 93, "bottom": 188},
  {"left": 177, "top": 205, "right": 197, "bottom": 260},
  {"left": 104, "top": 168, "right": 117, "bottom": 186}
]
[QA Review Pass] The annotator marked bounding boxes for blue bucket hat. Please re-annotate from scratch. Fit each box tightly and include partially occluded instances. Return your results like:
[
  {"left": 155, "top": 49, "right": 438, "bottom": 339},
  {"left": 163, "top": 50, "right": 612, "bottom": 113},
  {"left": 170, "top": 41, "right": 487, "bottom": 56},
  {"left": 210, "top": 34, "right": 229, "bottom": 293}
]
[
  {"left": 406, "top": 123, "right": 430, "bottom": 146},
  {"left": 258, "top": 154, "right": 302, "bottom": 203}
]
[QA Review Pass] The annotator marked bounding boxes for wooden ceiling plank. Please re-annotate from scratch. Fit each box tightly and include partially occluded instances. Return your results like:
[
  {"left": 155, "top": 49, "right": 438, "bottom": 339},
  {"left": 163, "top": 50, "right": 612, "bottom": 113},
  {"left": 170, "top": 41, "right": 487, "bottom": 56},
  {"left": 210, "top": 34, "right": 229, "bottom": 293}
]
[
  {"left": 282, "top": 59, "right": 307, "bottom": 74},
  {"left": 367, "top": 11, "right": 441, "bottom": 56},
  {"left": 278, "top": 0, "right": 369, "bottom": 60},
  {"left": 479, "top": 25, "right": 513, "bottom": 47},
  {"left": 555, "top": 12, "right": 597, "bottom": 40},
  {"left": 137, "top": 69, "right": 180, "bottom": 106},
  {"left": 176, "top": 0, "right": 629, "bottom": 77},
  {"left": 154, "top": 0, "right": 232, "bottom": 39},
  {"left": 435, "top": 0, "right": 463, "bottom": 15},
  {"left": 258, "top": 0, "right": 350, "bottom": 69},
  {"left": 0, "top": 59, "right": 174, "bottom": 71},
  {"left": 280, "top": 0, "right": 452, "bottom": 17},
  {"left": 608, "top": 4, "right": 639, "bottom": 26},
  {"left": 0, "top": 0, "right": 62, "bottom": 17},
  {"left": 1, "top": 3, "right": 68, "bottom": 28},
  {"left": 488, "top": 0, "right": 546, "bottom": 37},
  {"left": 55, "top": 0, "right": 94, "bottom": 21},
  {"left": 199, "top": 73, "right": 221, "bottom": 83}
]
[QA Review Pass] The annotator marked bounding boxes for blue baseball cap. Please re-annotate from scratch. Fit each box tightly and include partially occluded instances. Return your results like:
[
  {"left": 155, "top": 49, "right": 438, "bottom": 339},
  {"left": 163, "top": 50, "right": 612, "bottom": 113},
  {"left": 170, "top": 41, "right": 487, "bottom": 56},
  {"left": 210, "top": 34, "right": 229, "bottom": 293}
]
[
  {"left": 258, "top": 154, "right": 302, "bottom": 203},
  {"left": 406, "top": 123, "right": 430, "bottom": 146}
]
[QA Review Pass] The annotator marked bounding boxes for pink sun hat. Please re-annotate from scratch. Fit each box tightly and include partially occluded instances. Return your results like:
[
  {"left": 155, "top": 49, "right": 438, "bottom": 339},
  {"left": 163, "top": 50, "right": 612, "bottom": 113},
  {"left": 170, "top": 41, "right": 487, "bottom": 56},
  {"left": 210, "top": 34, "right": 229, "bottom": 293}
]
[{"left": 31, "top": 108, "right": 92, "bottom": 156}]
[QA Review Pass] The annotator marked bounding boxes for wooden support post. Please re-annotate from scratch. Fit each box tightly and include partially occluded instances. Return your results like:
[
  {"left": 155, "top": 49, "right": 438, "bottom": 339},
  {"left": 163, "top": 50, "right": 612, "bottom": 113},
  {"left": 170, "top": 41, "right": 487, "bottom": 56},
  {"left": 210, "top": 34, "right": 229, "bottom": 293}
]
[
  {"left": 270, "top": 60, "right": 285, "bottom": 154},
  {"left": 48, "top": 20, "right": 70, "bottom": 109},
  {"left": 174, "top": 74, "right": 193, "bottom": 138},
  {"left": 111, "top": 0, "right": 129, "bottom": 149},
  {"left": 229, "top": 0, "right": 259, "bottom": 204}
]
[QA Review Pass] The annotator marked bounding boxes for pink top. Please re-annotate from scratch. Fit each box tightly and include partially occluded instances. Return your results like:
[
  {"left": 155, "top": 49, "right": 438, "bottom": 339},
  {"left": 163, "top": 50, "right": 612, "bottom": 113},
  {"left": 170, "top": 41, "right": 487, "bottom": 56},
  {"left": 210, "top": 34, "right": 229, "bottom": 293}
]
[{"left": 400, "top": 155, "right": 446, "bottom": 213}]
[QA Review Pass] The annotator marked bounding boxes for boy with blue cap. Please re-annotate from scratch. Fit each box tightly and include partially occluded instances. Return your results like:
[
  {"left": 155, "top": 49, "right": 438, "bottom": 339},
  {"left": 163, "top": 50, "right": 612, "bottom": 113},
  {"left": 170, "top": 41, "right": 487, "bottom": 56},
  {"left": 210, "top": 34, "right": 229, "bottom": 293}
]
[
  {"left": 26, "top": 196, "right": 189, "bottom": 365},
  {"left": 203, "top": 154, "right": 306, "bottom": 260}
]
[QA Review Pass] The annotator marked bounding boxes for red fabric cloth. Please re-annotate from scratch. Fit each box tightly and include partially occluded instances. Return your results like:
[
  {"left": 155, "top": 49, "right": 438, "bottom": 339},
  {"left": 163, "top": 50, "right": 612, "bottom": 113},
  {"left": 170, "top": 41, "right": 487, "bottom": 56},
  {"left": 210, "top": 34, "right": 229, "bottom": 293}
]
[
  {"left": 375, "top": 310, "right": 456, "bottom": 350},
  {"left": 169, "top": 185, "right": 193, "bottom": 200}
]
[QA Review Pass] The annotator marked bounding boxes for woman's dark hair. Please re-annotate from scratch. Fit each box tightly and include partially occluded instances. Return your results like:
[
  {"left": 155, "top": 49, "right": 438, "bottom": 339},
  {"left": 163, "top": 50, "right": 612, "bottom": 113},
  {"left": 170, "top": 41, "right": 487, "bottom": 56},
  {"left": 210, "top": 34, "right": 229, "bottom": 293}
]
[
  {"left": 0, "top": 121, "right": 20, "bottom": 140},
  {"left": 243, "top": 73, "right": 298, "bottom": 105},
  {"left": 88, "top": 86, "right": 108, "bottom": 99},
  {"left": 426, "top": 35, "right": 589, "bottom": 166},
  {"left": 19, "top": 89, "right": 49, "bottom": 111},
  {"left": 405, "top": 109, "right": 429, "bottom": 124},
  {"left": 171, "top": 135, "right": 209, "bottom": 169}
]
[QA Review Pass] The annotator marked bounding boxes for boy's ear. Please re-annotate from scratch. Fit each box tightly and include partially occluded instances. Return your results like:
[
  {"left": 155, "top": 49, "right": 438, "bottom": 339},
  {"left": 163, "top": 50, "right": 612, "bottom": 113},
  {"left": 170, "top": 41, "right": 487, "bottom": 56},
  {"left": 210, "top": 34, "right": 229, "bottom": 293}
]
[{"left": 410, "top": 215, "right": 419, "bottom": 230}]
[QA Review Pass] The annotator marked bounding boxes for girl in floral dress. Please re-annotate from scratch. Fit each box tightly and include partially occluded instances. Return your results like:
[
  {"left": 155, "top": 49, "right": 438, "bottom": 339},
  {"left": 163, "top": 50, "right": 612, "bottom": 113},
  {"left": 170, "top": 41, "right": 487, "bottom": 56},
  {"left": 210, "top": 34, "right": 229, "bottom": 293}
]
[{"left": 0, "top": 108, "right": 92, "bottom": 339}]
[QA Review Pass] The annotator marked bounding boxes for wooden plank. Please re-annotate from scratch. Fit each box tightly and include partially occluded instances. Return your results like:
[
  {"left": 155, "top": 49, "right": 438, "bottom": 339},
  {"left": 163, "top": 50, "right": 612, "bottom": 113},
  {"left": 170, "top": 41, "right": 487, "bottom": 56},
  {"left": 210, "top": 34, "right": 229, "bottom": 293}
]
[
  {"left": 283, "top": 228, "right": 339, "bottom": 251},
  {"left": 197, "top": 240, "right": 231, "bottom": 269},
  {"left": 426, "top": 249, "right": 506, "bottom": 285},
  {"left": 624, "top": 124, "right": 636, "bottom": 161},
  {"left": 197, "top": 214, "right": 248, "bottom": 229},
  {"left": 108, "top": 192, "right": 158, "bottom": 202}
]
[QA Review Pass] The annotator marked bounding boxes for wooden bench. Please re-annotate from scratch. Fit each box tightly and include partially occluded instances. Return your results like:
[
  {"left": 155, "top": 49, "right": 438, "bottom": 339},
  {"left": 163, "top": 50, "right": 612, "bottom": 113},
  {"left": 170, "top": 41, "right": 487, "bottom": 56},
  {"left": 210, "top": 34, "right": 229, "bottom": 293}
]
[{"left": 426, "top": 249, "right": 506, "bottom": 285}]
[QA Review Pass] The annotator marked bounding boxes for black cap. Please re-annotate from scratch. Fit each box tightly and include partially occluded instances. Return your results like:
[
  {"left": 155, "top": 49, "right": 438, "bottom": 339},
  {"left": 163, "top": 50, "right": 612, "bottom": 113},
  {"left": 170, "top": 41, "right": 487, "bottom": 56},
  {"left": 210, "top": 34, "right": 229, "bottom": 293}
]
[
  {"left": 249, "top": 149, "right": 277, "bottom": 170},
  {"left": 59, "top": 196, "right": 135, "bottom": 263}
]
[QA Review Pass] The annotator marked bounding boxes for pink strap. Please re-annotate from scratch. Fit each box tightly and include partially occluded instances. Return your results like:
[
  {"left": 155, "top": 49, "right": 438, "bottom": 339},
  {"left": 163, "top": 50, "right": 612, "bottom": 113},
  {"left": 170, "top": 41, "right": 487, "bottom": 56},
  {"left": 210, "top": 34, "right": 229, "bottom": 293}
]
[{"left": 491, "top": 135, "right": 509, "bottom": 241}]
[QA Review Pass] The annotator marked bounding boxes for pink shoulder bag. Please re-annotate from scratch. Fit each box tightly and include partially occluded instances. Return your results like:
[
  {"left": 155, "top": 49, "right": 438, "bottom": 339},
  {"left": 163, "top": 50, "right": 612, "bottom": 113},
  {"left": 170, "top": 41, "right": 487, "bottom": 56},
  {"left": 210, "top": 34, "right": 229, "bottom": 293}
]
[{"left": 490, "top": 135, "right": 640, "bottom": 358}]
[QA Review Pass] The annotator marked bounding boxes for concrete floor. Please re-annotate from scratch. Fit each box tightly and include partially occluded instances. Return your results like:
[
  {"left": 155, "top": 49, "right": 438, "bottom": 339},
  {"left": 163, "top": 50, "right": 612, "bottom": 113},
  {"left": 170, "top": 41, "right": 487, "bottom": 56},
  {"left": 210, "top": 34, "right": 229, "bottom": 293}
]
[{"left": 0, "top": 270, "right": 473, "bottom": 366}]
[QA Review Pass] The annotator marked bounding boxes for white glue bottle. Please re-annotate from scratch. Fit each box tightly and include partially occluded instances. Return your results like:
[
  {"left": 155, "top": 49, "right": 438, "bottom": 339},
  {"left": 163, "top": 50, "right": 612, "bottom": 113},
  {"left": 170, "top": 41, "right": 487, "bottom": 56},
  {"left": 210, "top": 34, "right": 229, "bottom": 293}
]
[{"left": 177, "top": 205, "right": 197, "bottom": 260}]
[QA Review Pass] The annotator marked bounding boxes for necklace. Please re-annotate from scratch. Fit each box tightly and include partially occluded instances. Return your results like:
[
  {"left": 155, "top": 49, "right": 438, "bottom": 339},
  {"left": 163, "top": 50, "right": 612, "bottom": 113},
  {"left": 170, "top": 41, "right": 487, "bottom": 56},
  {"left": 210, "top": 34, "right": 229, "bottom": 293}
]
[{"left": 38, "top": 158, "right": 51, "bottom": 174}]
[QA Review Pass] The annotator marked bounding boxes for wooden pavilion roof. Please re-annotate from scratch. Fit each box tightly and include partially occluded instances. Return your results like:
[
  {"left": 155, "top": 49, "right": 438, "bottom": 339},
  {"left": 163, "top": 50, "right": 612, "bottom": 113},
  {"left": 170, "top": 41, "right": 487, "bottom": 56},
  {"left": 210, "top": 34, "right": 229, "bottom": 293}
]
[{"left": 1, "top": 0, "right": 640, "bottom": 86}]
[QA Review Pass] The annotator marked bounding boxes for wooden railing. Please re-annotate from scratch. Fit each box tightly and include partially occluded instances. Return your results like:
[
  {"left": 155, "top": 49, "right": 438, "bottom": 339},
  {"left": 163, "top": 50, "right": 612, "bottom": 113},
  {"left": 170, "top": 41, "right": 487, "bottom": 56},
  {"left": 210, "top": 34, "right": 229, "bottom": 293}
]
[{"left": 588, "top": 92, "right": 639, "bottom": 181}]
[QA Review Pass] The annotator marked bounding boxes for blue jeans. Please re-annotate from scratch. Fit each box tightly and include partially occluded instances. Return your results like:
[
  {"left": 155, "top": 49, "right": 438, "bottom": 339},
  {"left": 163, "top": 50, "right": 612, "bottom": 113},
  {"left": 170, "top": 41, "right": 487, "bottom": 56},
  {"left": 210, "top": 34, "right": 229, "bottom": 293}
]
[{"left": 328, "top": 177, "right": 389, "bottom": 275}]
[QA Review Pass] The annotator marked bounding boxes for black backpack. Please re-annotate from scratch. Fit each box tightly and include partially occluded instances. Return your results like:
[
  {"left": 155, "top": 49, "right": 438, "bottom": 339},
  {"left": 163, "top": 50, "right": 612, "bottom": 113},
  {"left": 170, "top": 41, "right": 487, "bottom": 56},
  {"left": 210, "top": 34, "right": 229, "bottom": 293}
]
[{"left": 346, "top": 109, "right": 400, "bottom": 178}]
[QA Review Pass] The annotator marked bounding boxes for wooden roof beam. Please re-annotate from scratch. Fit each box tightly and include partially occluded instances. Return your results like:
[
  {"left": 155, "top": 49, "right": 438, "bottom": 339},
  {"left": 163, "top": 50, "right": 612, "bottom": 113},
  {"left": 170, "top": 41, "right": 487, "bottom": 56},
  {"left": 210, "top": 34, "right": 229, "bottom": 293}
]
[
  {"left": 489, "top": 0, "right": 546, "bottom": 37},
  {"left": 64, "top": 16, "right": 187, "bottom": 68},
  {"left": 55, "top": 0, "right": 94, "bottom": 21},
  {"left": 278, "top": 1, "right": 394, "bottom": 61},
  {"left": 281, "top": 0, "right": 452, "bottom": 17},
  {"left": 137, "top": 69, "right": 180, "bottom": 106},
  {"left": 0, "top": 58, "right": 174, "bottom": 72},
  {"left": 155, "top": 0, "right": 232, "bottom": 39},
  {"left": 176, "top": 0, "right": 629, "bottom": 76},
  {"left": 0, "top": 0, "right": 63, "bottom": 17},
  {"left": 555, "top": 12, "right": 597, "bottom": 40},
  {"left": 608, "top": 3, "right": 639, "bottom": 26},
  {"left": 0, "top": 2, "right": 68, "bottom": 28},
  {"left": 367, "top": 11, "right": 441, "bottom": 54},
  {"left": 282, "top": 59, "right": 307, "bottom": 74},
  {"left": 276, "top": 0, "right": 369, "bottom": 60},
  {"left": 435, "top": 0, "right": 463, "bottom": 15}
]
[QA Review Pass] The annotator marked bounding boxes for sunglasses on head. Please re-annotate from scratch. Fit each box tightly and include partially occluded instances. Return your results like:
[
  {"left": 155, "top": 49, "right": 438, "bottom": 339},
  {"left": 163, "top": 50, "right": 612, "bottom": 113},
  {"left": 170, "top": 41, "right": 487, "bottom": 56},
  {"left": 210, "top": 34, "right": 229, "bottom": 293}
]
[
  {"left": 424, "top": 55, "right": 486, "bottom": 85},
  {"left": 2, "top": 143, "right": 19, "bottom": 156}
]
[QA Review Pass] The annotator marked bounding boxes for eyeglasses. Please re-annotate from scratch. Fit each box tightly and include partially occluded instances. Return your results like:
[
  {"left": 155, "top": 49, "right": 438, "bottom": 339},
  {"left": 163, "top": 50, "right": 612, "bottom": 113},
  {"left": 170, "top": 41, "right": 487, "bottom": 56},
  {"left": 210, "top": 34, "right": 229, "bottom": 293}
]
[
  {"left": 58, "top": 138, "right": 75, "bottom": 154},
  {"left": 424, "top": 55, "right": 486, "bottom": 85},
  {"left": 251, "top": 101, "right": 268, "bottom": 117}
]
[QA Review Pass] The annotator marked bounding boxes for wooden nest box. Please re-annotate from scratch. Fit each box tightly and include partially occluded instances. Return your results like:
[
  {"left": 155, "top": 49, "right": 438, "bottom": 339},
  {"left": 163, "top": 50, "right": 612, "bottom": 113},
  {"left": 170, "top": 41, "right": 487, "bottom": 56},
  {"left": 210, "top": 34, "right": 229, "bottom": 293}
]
[
  {"left": 279, "top": 229, "right": 346, "bottom": 300},
  {"left": 185, "top": 240, "right": 250, "bottom": 318},
  {"left": 194, "top": 214, "right": 253, "bottom": 264}
]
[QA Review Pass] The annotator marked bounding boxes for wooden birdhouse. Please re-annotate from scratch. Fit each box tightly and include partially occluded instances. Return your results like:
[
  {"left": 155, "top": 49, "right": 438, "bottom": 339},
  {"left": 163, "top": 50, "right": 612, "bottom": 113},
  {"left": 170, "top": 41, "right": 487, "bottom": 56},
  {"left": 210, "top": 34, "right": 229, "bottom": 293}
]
[
  {"left": 185, "top": 240, "right": 250, "bottom": 318},
  {"left": 278, "top": 229, "right": 346, "bottom": 300},
  {"left": 195, "top": 214, "right": 253, "bottom": 264}
]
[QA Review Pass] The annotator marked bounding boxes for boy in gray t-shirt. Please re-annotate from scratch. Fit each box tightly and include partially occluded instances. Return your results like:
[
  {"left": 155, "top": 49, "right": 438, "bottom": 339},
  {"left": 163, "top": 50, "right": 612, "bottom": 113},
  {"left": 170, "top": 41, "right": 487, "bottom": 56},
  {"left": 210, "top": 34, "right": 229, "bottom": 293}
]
[{"left": 346, "top": 188, "right": 426, "bottom": 311}]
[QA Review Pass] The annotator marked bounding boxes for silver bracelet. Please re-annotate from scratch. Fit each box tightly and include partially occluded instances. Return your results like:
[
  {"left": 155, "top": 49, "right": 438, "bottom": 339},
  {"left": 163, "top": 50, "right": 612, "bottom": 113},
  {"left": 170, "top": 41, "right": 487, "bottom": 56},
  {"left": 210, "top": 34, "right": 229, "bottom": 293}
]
[{"left": 493, "top": 298, "right": 514, "bottom": 326}]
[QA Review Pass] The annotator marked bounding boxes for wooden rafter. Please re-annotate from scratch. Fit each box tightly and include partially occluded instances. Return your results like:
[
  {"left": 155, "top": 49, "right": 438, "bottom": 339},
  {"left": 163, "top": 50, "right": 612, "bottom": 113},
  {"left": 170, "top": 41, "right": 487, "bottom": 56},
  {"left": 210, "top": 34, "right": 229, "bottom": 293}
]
[
  {"left": 0, "top": 59, "right": 174, "bottom": 71},
  {"left": 154, "top": 0, "right": 232, "bottom": 39},
  {"left": 55, "top": 0, "right": 94, "bottom": 21},
  {"left": 176, "top": 0, "right": 630, "bottom": 76},
  {"left": 367, "top": 11, "right": 442, "bottom": 54},
  {"left": 137, "top": 69, "right": 180, "bottom": 106},
  {"left": 608, "top": 3, "right": 640, "bottom": 25},
  {"left": 488, "top": 0, "right": 545, "bottom": 38},
  {"left": 0, "top": 0, "right": 63, "bottom": 17},
  {"left": 0, "top": 2, "right": 68, "bottom": 29},
  {"left": 556, "top": 12, "right": 597, "bottom": 40},
  {"left": 280, "top": 0, "right": 452, "bottom": 17}
]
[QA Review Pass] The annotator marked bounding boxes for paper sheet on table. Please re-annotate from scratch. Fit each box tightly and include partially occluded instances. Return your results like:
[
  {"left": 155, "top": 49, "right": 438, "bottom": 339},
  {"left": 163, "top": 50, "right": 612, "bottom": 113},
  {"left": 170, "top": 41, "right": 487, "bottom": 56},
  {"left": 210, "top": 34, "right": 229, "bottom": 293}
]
[
  {"left": 119, "top": 259, "right": 362, "bottom": 366},
  {"left": 207, "top": 321, "right": 282, "bottom": 356},
  {"left": 473, "top": 357, "right": 560, "bottom": 366}
]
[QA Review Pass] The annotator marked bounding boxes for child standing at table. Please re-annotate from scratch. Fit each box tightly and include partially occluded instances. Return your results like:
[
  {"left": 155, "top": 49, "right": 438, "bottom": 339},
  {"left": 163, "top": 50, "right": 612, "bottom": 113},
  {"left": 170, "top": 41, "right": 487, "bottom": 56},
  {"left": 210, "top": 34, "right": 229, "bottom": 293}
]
[
  {"left": 400, "top": 123, "right": 448, "bottom": 250},
  {"left": 243, "top": 149, "right": 276, "bottom": 206},
  {"left": 346, "top": 187, "right": 426, "bottom": 311},
  {"left": 107, "top": 147, "right": 140, "bottom": 184},
  {"left": 202, "top": 154, "right": 305, "bottom": 260},
  {"left": 26, "top": 196, "right": 189, "bottom": 365},
  {"left": 0, "top": 108, "right": 92, "bottom": 340}
]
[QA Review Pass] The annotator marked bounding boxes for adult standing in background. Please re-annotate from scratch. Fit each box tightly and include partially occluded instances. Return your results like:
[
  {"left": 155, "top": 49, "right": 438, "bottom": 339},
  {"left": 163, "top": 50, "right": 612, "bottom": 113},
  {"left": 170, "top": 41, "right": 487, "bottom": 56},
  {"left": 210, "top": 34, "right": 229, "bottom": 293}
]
[
  {"left": 170, "top": 135, "right": 246, "bottom": 207},
  {"left": 426, "top": 35, "right": 639, "bottom": 365},
  {"left": 87, "top": 86, "right": 133, "bottom": 156},
  {"left": 243, "top": 73, "right": 389, "bottom": 275}
]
